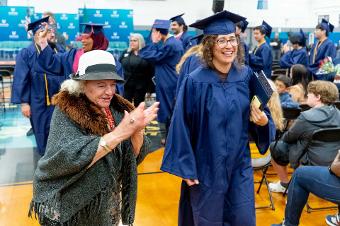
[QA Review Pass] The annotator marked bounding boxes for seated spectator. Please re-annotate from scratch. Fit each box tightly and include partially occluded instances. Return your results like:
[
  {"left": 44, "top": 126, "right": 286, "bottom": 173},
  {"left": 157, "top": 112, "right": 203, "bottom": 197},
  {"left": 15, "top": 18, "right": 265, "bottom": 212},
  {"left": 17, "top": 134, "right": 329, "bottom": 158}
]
[
  {"left": 289, "top": 64, "right": 309, "bottom": 104},
  {"left": 275, "top": 75, "right": 300, "bottom": 109},
  {"left": 269, "top": 80, "right": 340, "bottom": 193},
  {"left": 271, "top": 150, "right": 340, "bottom": 226}
]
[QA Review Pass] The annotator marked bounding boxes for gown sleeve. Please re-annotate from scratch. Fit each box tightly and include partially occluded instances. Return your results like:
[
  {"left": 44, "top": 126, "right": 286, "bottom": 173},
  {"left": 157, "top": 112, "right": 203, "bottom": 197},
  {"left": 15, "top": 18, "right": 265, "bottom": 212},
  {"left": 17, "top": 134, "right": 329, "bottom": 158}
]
[
  {"left": 11, "top": 49, "right": 31, "bottom": 104},
  {"left": 139, "top": 42, "right": 173, "bottom": 63},
  {"left": 249, "top": 46, "right": 271, "bottom": 69},
  {"left": 161, "top": 76, "right": 198, "bottom": 179},
  {"left": 38, "top": 45, "right": 75, "bottom": 75},
  {"left": 248, "top": 69, "right": 276, "bottom": 154}
]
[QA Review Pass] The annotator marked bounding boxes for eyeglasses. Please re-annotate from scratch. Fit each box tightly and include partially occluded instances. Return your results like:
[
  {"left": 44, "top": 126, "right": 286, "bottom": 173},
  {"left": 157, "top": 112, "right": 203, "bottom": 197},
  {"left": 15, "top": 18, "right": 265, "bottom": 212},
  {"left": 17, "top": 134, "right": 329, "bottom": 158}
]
[{"left": 216, "top": 38, "right": 239, "bottom": 48}]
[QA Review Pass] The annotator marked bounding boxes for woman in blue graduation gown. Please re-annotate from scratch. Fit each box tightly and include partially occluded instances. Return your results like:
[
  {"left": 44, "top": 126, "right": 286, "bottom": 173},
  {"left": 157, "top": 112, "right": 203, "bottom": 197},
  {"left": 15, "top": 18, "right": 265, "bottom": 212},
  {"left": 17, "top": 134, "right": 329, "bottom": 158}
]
[
  {"left": 139, "top": 19, "right": 183, "bottom": 130},
  {"left": 280, "top": 30, "right": 308, "bottom": 69},
  {"left": 11, "top": 17, "right": 66, "bottom": 157},
  {"left": 308, "top": 19, "right": 336, "bottom": 80},
  {"left": 161, "top": 11, "right": 275, "bottom": 226},
  {"left": 249, "top": 21, "right": 273, "bottom": 78}
]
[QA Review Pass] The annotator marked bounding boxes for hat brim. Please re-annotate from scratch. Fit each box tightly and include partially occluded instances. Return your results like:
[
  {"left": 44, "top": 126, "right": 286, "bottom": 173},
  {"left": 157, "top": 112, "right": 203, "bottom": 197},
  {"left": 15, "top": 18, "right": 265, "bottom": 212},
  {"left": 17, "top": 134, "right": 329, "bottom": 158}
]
[{"left": 69, "top": 72, "right": 125, "bottom": 83}]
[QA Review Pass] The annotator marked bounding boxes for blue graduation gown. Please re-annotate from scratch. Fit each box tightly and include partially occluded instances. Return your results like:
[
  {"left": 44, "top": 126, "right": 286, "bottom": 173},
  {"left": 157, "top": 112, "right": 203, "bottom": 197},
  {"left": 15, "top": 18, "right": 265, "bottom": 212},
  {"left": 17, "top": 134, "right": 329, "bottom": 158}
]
[
  {"left": 38, "top": 46, "right": 125, "bottom": 95},
  {"left": 280, "top": 47, "right": 308, "bottom": 68},
  {"left": 176, "top": 54, "right": 202, "bottom": 96},
  {"left": 11, "top": 43, "right": 66, "bottom": 156},
  {"left": 242, "top": 40, "right": 249, "bottom": 65},
  {"left": 139, "top": 36, "right": 184, "bottom": 123},
  {"left": 179, "top": 31, "right": 196, "bottom": 52},
  {"left": 249, "top": 42, "right": 272, "bottom": 78},
  {"left": 161, "top": 64, "right": 275, "bottom": 226},
  {"left": 308, "top": 38, "right": 336, "bottom": 80}
]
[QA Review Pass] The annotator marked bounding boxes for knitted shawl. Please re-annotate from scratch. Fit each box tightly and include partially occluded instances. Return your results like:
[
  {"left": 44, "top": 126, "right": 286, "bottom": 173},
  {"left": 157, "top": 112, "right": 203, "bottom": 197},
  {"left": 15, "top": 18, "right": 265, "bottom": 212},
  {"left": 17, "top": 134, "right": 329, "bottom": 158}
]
[{"left": 28, "top": 91, "right": 150, "bottom": 225}]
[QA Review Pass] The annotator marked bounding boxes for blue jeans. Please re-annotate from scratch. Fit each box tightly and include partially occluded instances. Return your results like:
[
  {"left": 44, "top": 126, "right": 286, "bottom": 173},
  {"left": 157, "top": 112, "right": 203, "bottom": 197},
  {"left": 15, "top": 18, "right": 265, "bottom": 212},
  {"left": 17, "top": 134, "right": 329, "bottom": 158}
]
[{"left": 284, "top": 166, "right": 340, "bottom": 226}]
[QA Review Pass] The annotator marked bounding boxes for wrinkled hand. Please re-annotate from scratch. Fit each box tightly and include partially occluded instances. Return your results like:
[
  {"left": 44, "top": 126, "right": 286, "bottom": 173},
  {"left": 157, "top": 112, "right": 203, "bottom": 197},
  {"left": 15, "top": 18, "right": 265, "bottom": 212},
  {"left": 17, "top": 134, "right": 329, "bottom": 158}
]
[
  {"left": 183, "top": 179, "right": 199, "bottom": 186},
  {"left": 21, "top": 103, "right": 31, "bottom": 118},
  {"left": 120, "top": 102, "right": 159, "bottom": 135},
  {"left": 250, "top": 105, "right": 268, "bottom": 126}
]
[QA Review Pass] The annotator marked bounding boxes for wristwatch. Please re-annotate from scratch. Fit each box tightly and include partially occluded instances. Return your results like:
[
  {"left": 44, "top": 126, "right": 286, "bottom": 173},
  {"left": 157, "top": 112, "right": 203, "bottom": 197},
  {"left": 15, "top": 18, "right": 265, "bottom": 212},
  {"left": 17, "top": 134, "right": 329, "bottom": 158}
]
[{"left": 99, "top": 137, "right": 111, "bottom": 153}]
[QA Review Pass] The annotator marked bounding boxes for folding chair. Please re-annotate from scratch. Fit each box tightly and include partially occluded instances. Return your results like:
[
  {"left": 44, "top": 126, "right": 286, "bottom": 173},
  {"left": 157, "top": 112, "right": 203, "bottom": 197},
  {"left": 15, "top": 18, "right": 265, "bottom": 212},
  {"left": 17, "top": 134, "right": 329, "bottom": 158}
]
[{"left": 251, "top": 144, "right": 275, "bottom": 210}]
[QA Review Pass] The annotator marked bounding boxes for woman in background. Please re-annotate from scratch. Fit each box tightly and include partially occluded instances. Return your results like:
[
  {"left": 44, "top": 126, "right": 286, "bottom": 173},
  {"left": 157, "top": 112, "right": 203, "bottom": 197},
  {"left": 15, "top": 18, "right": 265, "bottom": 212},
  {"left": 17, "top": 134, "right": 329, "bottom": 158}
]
[{"left": 119, "top": 33, "right": 155, "bottom": 107}]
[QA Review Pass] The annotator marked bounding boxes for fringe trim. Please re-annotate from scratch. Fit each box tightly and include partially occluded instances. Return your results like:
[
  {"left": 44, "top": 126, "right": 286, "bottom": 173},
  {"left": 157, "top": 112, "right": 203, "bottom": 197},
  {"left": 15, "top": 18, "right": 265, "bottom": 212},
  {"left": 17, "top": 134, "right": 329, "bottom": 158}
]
[{"left": 28, "top": 188, "right": 122, "bottom": 226}]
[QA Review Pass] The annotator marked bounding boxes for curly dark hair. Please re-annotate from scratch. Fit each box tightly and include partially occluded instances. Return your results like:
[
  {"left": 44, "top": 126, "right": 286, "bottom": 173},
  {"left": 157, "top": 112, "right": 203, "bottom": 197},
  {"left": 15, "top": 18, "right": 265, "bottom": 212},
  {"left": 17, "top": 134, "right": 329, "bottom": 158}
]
[{"left": 201, "top": 34, "right": 245, "bottom": 71}]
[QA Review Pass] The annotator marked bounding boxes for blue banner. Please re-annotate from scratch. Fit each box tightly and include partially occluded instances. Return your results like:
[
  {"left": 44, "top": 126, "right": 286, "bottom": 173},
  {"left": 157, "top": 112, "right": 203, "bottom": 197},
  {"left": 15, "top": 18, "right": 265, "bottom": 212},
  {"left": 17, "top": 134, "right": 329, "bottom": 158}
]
[
  {"left": 78, "top": 8, "right": 134, "bottom": 43},
  {"left": 0, "top": 6, "right": 34, "bottom": 41}
]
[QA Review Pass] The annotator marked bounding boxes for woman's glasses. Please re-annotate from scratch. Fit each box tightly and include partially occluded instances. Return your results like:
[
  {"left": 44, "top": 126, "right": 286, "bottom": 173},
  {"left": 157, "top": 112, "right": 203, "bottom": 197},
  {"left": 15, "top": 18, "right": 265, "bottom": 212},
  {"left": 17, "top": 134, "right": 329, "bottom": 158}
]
[{"left": 216, "top": 38, "right": 239, "bottom": 48}]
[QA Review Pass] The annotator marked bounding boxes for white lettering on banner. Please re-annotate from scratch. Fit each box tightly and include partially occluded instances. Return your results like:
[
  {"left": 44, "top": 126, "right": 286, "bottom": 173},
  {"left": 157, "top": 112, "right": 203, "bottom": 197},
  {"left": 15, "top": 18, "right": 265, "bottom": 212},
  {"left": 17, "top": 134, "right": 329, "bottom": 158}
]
[
  {"left": 119, "top": 21, "right": 127, "bottom": 29},
  {"left": 94, "top": 10, "right": 103, "bottom": 18},
  {"left": 9, "top": 31, "right": 19, "bottom": 39},
  {"left": 104, "top": 21, "right": 111, "bottom": 28},
  {"left": 68, "top": 22, "right": 75, "bottom": 29},
  {"left": 57, "top": 23, "right": 61, "bottom": 29},
  {"left": 0, "top": 19, "right": 9, "bottom": 27},
  {"left": 128, "top": 11, "right": 133, "bottom": 18},
  {"left": 61, "top": 14, "right": 68, "bottom": 20},
  {"left": 111, "top": 10, "right": 119, "bottom": 18},
  {"left": 111, "top": 32, "right": 120, "bottom": 40},
  {"left": 8, "top": 8, "right": 18, "bottom": 16},
  {"left": 18, "top": 19, "right": 26, "bottom": 27}
]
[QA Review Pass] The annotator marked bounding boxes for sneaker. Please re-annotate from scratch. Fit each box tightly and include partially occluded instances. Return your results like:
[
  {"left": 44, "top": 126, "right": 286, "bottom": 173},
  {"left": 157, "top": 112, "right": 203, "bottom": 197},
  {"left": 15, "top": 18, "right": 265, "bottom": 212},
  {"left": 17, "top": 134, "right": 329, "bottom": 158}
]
[
  {"left": 269, "top": 181, "right": 287, "bottom": 193},
  {"left": 326, "top": 214, "right": 340, "bottom": 226}
]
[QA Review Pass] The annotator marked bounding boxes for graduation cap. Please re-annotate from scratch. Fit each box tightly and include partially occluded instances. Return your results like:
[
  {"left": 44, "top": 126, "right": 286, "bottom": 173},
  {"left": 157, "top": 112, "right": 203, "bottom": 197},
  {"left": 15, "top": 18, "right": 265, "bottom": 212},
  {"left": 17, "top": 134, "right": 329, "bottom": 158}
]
[
  {"left": 299, "top": 29, "right": 306, "bottom": 45},
  {"left": 237, "top": 20, "right": 249, "bottom": 33},
  {"left": 261, "top": 20, "right": 272, "bottom": 38},
  {"left": 189, "top": 10, "right": 245, "bottom": 35},
  {"left": 27, "top": 16, "right": 50, "bottom": 34},
  {"left": 80, "top": 22, "right": 106, "bottom": 34},
  {"left": 170, "top": 13, "right": 186, "bottom": 25},
  {"left": 320, "top": 18, "right": 334, "bottom": 32},
  {"left": 152, "top": 19, "right": 171, "bottom": 35}
]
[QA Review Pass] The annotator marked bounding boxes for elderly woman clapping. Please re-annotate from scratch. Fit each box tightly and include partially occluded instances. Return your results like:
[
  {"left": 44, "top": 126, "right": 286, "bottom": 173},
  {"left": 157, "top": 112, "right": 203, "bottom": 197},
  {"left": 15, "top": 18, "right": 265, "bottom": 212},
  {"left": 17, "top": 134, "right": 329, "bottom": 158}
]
[{"left": 29, "top": 50, "right": 159, "bottom": 226}]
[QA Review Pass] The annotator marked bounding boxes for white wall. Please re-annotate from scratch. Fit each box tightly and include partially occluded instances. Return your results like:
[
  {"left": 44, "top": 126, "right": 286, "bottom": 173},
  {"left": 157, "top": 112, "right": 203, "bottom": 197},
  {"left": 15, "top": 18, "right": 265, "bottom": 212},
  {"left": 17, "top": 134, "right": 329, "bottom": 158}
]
[{"left": 7, "top": 0, "right": 340, "bottom": 29}]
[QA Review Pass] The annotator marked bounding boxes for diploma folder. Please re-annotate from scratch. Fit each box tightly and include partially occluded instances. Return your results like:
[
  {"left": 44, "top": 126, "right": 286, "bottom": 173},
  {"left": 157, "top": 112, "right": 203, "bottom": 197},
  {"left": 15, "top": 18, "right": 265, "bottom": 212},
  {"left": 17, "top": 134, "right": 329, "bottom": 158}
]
[{"left": 252, "top": 70, "right": 273, "bottom": 110}]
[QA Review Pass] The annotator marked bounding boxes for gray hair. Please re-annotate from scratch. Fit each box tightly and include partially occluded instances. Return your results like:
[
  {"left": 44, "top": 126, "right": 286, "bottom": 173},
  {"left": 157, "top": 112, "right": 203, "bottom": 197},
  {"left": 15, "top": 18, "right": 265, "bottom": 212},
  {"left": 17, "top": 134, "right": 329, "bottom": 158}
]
[
  {"left": 60, "top": 79, "right": 85, "bottom": 96},
  {"left": 127, "top": 33, "right": 145, "bottom": 52}
]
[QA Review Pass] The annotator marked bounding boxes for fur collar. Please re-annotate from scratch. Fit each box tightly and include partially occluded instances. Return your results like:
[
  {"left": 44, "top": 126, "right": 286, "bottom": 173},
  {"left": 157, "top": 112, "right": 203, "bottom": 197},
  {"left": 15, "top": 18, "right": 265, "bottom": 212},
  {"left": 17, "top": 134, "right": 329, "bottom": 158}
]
[{"left": 52, "top": 91, "right": 135, "bottom": 136}]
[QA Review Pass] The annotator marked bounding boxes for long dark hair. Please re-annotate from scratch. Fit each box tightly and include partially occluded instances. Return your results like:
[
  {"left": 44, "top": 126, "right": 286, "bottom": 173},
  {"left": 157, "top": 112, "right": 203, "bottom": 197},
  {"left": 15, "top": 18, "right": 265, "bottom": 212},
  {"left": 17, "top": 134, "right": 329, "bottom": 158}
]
[
  {"left": 91, "top": 32, "right": 109, "bottom": 50},
  {"left": 201, "top": 34, "right": 244, "bottom": 70},
  {"left": 291, "top": 64, "right": 309, "bottom": 95}
]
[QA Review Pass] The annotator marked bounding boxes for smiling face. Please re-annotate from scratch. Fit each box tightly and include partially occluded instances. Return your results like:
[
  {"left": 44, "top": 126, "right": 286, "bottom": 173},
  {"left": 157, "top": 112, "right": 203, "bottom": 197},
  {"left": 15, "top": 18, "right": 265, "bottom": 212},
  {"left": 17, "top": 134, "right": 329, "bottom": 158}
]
[
  {"left": 171, "top": 21, "right": 182, "bottom": 35},
  {"left": 84, "top": 79, "right": 116, "bottom": 109},
  {"left": 253, "top": 29, "right": 265, "bottom": 42},
  {"left": 129, "top": 36, "right": 139, "bottom": 51},
  {"left": 81, "top": 35, "right": 94, "bottom": 52},
  {"left": 212, "top": 33, "right": 238, "bottom": 67}
]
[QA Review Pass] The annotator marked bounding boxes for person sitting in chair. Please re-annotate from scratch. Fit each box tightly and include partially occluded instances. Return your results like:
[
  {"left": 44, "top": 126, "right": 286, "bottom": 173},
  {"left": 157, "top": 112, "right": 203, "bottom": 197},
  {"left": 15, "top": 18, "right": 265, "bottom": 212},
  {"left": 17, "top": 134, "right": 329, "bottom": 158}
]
[{"left": 269, "top": 80, "right": 340, "bottom": 193}]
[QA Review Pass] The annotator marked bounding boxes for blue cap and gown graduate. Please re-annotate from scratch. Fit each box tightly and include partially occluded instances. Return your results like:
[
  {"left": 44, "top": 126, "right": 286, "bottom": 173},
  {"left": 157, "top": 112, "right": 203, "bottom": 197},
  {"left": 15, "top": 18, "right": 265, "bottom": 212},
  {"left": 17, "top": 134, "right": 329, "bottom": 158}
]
[
  {"left": 280, "top": 29, "right": 308, "bottom": 69},
  {"left": 139, "top": 19, "right": 183, "bottom": 127},
  {"left": 170, "top": 13, "right": 196, "bottom": 52},
  {"left": 249, "top": 20, "right": 273, "bottom": 78},
  {"left": 308, "top": 19, "right": 337, "bottom": 80},
  {"left": 236, "top": 19, "right": 250, "bottom": 65},
  {"left": 11, "top": 16, "right": 66, "bottom": 157},
  {"left": 161, "top": 10, "right": 275, "bottom": 226}
]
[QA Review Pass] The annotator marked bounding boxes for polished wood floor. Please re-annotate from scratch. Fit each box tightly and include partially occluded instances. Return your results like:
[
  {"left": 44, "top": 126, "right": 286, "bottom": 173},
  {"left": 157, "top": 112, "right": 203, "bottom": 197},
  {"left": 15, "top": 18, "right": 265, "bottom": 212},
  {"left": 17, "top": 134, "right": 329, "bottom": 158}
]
[{"left": 0, "top": 148, "right": 337, "bottom": 226}]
